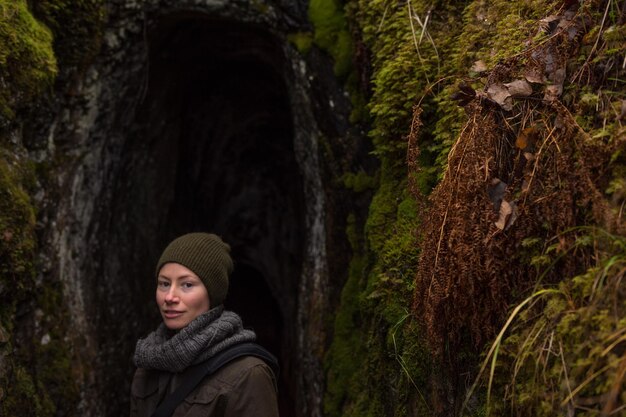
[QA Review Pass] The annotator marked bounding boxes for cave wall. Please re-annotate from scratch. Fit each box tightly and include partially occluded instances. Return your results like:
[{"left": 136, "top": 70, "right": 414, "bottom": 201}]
[
  {"left": 104, "top": 17, "right": 309, "bottom": 415},
  {"left": 45, "top": 1, "right": 351, "bottom": 415}
]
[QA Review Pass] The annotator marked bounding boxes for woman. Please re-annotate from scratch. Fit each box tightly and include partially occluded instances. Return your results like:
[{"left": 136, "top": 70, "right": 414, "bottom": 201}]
[{"left": 130, "top": 232, "right": 280, "bottom": 417}]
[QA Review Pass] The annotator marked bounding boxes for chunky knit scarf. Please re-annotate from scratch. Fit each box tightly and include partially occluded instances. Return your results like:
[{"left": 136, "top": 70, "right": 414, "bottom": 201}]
[{"left": 133, "top": 306, "right": 256, "bottom": 373}]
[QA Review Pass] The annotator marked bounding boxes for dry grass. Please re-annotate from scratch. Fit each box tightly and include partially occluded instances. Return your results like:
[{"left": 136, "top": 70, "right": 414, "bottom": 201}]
[{"left": 465, "top": 227, "right": 626, "bottom": 416}]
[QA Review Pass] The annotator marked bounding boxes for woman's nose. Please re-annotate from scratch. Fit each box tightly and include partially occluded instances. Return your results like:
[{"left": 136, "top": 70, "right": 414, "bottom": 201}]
[{"left": 164, "top": 288, "right": 179, "bottom": 303}]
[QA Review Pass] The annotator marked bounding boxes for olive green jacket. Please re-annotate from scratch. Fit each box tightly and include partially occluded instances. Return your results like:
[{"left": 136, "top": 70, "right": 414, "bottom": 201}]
[{"left": 130, "top": 356, "right": 279, "bottom": 417}]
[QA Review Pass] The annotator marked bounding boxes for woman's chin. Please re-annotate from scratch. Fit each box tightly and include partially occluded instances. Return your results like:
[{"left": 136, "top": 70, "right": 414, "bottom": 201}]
[{"left": 162, "top": 317, "right": 189, "bottom": 330}]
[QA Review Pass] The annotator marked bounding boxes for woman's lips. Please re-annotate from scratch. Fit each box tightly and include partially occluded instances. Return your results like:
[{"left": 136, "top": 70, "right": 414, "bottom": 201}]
[{"left": 163, "top": 310, "right": 184, "bottom": 319}]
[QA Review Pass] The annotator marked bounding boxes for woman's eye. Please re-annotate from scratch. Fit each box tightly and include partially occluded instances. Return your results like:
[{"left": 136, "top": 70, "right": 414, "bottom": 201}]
[
  {"left": 157, "top": 281, "right": 170, "bottom": 288},
  {"left": 182, "top": 282, "right": 194, "bottom": 289}
]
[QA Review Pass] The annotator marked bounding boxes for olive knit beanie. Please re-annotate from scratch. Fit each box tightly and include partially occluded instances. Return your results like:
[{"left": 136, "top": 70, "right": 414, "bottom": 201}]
[{"left": 156, "top": 233, "right": 233, "bottom": 306}]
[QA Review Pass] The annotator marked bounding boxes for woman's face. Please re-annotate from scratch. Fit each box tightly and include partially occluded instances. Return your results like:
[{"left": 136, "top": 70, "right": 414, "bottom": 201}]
[{"left": 156, "top": 263, "right": 211, "bottom": 330}]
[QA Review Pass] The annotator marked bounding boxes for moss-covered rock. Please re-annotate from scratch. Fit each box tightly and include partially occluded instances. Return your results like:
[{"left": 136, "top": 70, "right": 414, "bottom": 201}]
[
  {"left": 479, "top": 229, "right": 626, "bottom": 416},
  {"left": 325, "top": 156, "right": 428, "bottom": 416},
  {"left": 31, "top": 0, "right": 105, "bottom": 76},
  {"left": 0, "top": 145, "right": 40, "bottom": 416},
  {"left": 0, "top": 1, "right": 100, "bottom": 413},
  {"left": 287, "top": 31, "right": 314, "bottom": 55},
  {"left": 326, "top": 0, "right": 626, "bottom": 416},
  {"left": 32, "top": 281, "right": 81, "bottom": 415},
  {"left": 0, "top": 145, "right": 77, "bottom": 417},
  {"left": 0, "top": 147, "right": 37, "bottom": 328},
  {"left": 0, "top": 0, "right": 56, "bottom": 121},
  {"left": 324, "top": 1, "right": 464, "bottom": 414},
  {"left": 309, "top": 0, "right": 353, "bottom": 78}
]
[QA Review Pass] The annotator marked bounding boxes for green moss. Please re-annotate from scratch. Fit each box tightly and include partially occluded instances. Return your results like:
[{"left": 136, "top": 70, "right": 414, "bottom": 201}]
[
  {"left": 325, "top": 2, "right": 460, "bottom": 414},
  {"left": 0, "top": 138, "right": 79, "bottom": 416},
  {"left": 1, "top": 365, "right": 51, "bottom": 416},
  {"left": 326, "top": 151, "right": 428, "bottom": 416},
  {"left": 309, "top": 0, "right": 353, "bottom": 78},
  {"left": 250, "top": 0, "right": 270, "bottom": 14},
  {"left": 31, "top": 0, "right": 105, "bottom": 73},
  {"left": 364, "top": 187, "right": 420, "bottom": 325},
  {"left": 0, "top": 0, "right": 105, "bottom": 123},
  {"left": 34, "top": 281, "right": 80, "bottom": 414},
  {"left": 308, "top": 0, "right": 372, "bottom": 124},
  {"left": 348, "top": 0, "right": 466, "bottom": 180},
  {"left": 324, "top": 230, "right": 367, "bottom": 416},
  {"left": 0, "top": 147, "right": 41, "bottom": 416},
  {"left": 474, "top": 230, "right": 626, "bottom": 416},
  {"left": 453, "top": 1, "right": 560, "bottom": 71},
  {"left": 0, "top": 147, "right": 79, "bottom": 416},
  {"left": 34, "top": 339, "right": 79, "bottom": 414},
  {"left": 287, "top": 31, "right": 314, "bottom": 55},
  {"left": 428, "top": 0, "right": 563, "bottom": 177},
  {"left": 364, "top": 164, "right": 401, "bottom": 254},
  {"left": 342, "top": 170, "right": 376, "bottom": 193},
  {"left": 0, "top": 149, "right": 37, "bottom": 321},
  {"left": 0, "top": 0, "right": 57, "bottom": 120}
]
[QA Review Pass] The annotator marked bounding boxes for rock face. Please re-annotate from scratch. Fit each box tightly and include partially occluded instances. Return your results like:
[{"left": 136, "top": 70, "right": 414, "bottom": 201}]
[{"left": 23, "top": 1, "right": 355, "bottom": 415}]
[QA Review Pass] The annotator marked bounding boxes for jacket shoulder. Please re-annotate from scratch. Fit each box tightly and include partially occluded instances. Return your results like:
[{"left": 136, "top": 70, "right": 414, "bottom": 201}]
[
  {"left": 186, "top": 356, "right": 279, "bottom": 416},
  {"left": 209, "top": 356, "right": 275, "bottom": 389}
]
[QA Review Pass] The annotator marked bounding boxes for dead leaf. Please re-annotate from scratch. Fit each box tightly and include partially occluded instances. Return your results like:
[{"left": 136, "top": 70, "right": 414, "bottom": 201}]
[
  {"left": 551, "top": 67, "right": 566, "bottom": 86},
  {"left": 544, "top": 84, "right": 562, "bottom": 102},
  {"left": 487, "top": 83, "right": 513, "bottom": 110},
  {"left": 495, "top": 200, "right": 518, "bottom": 230},
  {"left": 538, "top": 15, "right": 560, "bottom": 34},
  {"left": 544, "top": 67, "right": 566, "bottom": 101},
  {"left": 516, "top": 126, "right": 538, "bottom": 150},
  {"left": 495, "top": 200, "right": 512, "bottom": 230},
  {"left": 524, "top": 69, "right": 545, "bottom": 84},
  {"left": 3, "top": 230, "right": 12, "bottom": 242},
  {"left": 504, "top": 79, "right": 533, "bottom": 97},
  {"left": 471, "top": 60, "right": 487, "bottom": 73},
  {"left": 486, "top": 80, "right": 531, "bottom": 110},
  {"left": 557, "top": 10, "right": 579, "bottom": 40}
]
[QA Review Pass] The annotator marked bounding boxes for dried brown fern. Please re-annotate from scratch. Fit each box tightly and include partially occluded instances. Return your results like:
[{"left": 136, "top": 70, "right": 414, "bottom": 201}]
[
  {"left": 407, "top": 105, "right": 423, "bottom": 200},
  {"left": 412, "top": 2, "right": 625, "bottom": 364},
  {"left": 414, "top": 98, "right": 621, "bottom": 360}
]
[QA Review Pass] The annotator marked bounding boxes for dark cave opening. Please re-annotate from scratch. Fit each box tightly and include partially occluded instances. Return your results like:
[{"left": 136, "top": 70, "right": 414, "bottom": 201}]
[{"left": 111, "top": 15, "right": 303, "bottom": 416}]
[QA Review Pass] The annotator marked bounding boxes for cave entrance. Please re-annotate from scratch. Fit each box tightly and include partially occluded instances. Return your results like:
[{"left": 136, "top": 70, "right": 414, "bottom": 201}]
[{"left": 123, "top": 15, "right": 303, "bottom": 416}]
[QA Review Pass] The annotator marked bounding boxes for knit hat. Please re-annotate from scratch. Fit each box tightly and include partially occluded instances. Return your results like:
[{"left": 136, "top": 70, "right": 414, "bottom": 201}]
[{"left": 156, "top": 233, "right": 233, "bottom": 306}]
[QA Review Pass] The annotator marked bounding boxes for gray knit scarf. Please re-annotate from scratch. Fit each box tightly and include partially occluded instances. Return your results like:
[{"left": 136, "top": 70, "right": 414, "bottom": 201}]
[{"left": 133, "top": 306, "right": 256, "bottom": 373}]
